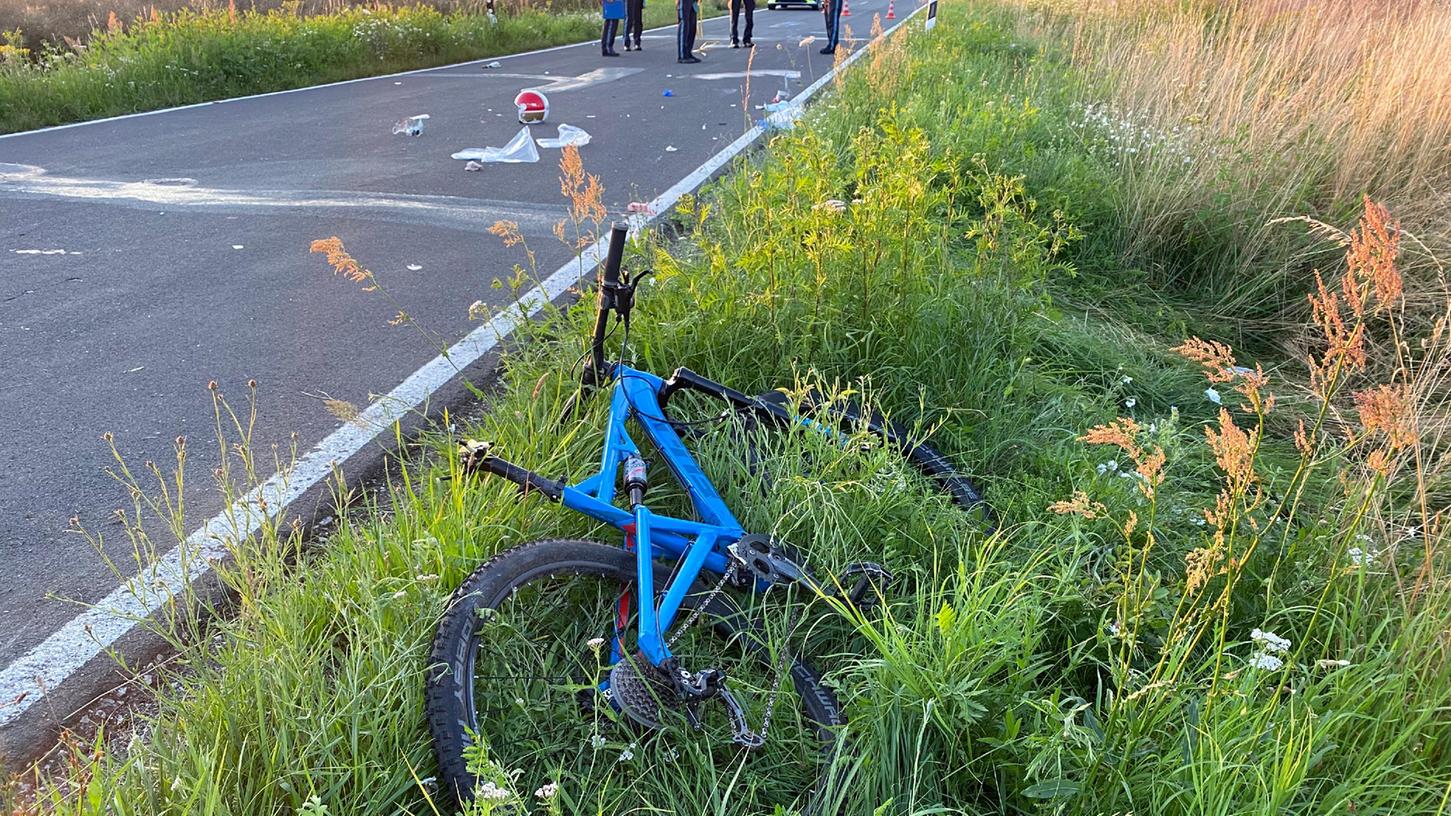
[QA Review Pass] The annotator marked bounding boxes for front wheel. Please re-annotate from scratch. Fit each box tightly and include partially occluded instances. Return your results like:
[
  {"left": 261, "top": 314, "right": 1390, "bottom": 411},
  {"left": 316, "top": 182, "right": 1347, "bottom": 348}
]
[
  {"left": 748, "top": 389, "right": 996, "bottom": 530},
  {"left": 426, "top": 539, "right": 846, "bottom": 812}
]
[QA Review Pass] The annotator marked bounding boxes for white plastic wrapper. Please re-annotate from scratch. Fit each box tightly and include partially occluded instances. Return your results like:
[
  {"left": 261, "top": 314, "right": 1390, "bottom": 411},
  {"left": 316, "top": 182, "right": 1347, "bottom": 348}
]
[
  {"left": 392, "top": 114, "right": 430, "bottom": 136},
  {"left": 535, "top": 124, "right": 592, "bottom": 149},
  {"left": 451, "top": 127, "right": 541, "bottom": 163}
]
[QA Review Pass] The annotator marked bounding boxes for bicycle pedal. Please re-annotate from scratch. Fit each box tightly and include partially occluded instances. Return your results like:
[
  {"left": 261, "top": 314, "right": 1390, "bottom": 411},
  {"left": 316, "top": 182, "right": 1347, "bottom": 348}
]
[{"left": 836, "top": 562, "right": 893, "bottom": 610}]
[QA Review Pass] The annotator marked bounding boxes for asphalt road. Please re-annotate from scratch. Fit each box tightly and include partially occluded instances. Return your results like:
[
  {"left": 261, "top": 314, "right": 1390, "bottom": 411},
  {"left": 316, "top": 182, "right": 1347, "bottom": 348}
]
[{"left": 0, "top": 0, "right": 904, "bottom": 752}]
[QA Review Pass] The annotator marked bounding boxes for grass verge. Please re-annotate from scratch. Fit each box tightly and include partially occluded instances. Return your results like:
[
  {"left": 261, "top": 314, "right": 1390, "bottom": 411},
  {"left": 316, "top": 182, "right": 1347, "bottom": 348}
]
[
  {"left": 12, "top": 0, "right": 1450, "bottom": 813},
  {"left": 0, "top": 0, "right": 702, "bottom": 135}
]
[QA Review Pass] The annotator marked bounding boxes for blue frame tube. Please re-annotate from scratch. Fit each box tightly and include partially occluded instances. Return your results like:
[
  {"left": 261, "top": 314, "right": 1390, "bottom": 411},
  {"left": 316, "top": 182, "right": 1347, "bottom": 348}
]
[{"left": 563, "top": 364, "right": 745, "bottom": 666}]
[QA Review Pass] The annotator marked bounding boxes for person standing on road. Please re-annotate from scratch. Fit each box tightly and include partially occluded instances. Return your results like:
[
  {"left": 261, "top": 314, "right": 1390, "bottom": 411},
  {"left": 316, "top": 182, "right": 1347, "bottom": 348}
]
[
  {"left": 602, "top": 0, "right": 625, "bottom": 56},
  {"left": 677, "top": 0, "right": 701, "bottom": 63},
  {"left": 730, "top": 0, "right": 755, "bottom": 48},
  {"left": 624, "top": 0, "right": 644, "bottom": 50},
  {"left": 819, "top": 0, "right": 843, "bottom": 54}
]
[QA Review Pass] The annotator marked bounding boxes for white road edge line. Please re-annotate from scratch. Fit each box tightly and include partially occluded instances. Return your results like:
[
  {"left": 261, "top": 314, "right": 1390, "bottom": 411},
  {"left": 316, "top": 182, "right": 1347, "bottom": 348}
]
[{"left": 0, "top": 2, "right": 923, "bottom": 729}]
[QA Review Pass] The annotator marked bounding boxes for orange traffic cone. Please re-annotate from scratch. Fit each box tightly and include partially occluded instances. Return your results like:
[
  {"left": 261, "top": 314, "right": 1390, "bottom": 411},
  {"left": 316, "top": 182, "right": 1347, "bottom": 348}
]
[
  {"left": 885, "top": 0, "right": 895, "bottom": 18},
  {"left": 842, "top": 0, "right": 850, "bottom": 16}
]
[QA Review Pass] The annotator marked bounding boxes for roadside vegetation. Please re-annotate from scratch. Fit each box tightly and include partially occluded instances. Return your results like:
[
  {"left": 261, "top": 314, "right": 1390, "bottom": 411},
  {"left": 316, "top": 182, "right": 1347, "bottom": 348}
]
[
  {"left": 10, "top": 0, "right": 1450, "bottom": 812},
  {"left": 1, "top": 0, "right": 589, "bottom": 48},
  {"left": 0, "top": 0, "right": 694, "bottom": 134}
]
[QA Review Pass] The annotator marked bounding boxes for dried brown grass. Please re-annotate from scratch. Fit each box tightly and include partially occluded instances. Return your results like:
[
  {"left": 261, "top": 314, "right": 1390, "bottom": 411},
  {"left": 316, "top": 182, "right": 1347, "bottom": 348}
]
[{"left": 1005, "top": 0, "right": 1451, "bottom": 315}]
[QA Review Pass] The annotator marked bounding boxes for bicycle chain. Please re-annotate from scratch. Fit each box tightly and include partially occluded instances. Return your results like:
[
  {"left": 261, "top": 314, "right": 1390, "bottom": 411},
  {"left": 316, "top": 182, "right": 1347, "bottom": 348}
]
[
  {"left": 663, "top": 555, "right": 797, "bottom": 746},
  {"left": 666, "top": 564, "right": 735, "bottom": 648},
  {"left": 756, "top": 605, "right": 797, "bottom": 742}
]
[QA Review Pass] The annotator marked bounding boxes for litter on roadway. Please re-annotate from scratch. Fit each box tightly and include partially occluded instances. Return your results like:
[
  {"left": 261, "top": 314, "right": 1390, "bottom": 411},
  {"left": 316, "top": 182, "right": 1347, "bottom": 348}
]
[
  {"left": 392, "top": 114, "right": 430, "bottom": 136},
  {"left": 452, "top": 127, "right": 541, "bottom": 164},
  {"left": 536, "top": 124, "right": 592, "bottom": 148}
]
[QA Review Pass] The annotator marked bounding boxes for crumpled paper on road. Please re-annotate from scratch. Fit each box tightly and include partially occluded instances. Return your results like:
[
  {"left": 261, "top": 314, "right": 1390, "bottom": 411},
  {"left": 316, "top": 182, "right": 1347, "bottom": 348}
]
[{"left": 451, "top": 126, "right": 541, "bottom": 163}]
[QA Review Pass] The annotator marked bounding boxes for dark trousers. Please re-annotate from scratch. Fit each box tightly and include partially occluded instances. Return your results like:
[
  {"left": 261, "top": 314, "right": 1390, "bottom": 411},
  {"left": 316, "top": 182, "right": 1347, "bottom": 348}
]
[
  {"left": 823, "top": 0, "right": 843, "bottom": 50},
  {"left": 625, "top": 0, "right": 644, "bottom": 45},
  {"left": 602, "top": 18, "right": 620, "bottom": 52},
  {"left": 730, "top": 0, "right": 754, "bottom": 43},
  {"left": 677, "top": 1, "right": 698, "bottom": 59}
]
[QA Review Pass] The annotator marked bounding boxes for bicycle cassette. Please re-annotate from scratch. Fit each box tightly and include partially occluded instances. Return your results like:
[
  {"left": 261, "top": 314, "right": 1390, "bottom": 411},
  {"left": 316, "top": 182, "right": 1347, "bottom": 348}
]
[{"left": 607, "top": 654, "right": 677, "bottom": 729}]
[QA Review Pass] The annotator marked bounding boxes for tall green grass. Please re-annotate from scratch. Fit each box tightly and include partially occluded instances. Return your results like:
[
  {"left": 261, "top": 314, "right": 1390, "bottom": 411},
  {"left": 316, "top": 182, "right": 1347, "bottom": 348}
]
[{"left": 15, "top": 3, "right": 1450, "bottom": 814}]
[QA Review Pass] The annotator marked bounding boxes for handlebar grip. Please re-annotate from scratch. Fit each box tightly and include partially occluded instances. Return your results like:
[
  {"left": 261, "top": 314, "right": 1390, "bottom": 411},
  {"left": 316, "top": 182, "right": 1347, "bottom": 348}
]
[
  {"left": 602, "top": 223, "right": 628, "bottom": 285},
  {"left": 481, "top": 457, "right": 564, "bottom": 501}
]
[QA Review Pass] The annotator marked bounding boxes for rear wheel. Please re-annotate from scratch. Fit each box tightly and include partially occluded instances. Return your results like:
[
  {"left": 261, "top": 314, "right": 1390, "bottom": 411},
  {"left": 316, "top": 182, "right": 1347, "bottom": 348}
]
[{"left": 426, "top": 539, "right": 845, "bottom": 811}]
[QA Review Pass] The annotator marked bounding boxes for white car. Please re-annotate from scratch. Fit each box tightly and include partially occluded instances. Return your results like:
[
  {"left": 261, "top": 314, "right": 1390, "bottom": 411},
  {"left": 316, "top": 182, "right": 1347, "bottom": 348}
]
[{"left": 767, "top": 0, "right": 823, "bottom": 9}]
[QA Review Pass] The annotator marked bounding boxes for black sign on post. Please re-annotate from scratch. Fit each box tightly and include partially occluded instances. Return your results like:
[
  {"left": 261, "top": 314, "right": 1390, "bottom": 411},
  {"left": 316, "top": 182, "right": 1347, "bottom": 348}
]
[{"left": 925, "top": 0, "right": 938, "bottom": 30}]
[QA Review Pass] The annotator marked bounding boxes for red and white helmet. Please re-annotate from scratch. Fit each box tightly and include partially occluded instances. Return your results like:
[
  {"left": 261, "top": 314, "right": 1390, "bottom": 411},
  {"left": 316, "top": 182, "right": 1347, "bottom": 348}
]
[{"left": 514, "top": 90, "right": 549, "bottom": 124}]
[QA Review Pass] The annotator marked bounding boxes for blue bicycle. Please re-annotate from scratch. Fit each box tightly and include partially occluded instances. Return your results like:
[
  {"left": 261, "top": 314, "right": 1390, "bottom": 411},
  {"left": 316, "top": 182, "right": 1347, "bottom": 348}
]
[{"left": 426, "top": 225, "right": 989, "bottom": 810}]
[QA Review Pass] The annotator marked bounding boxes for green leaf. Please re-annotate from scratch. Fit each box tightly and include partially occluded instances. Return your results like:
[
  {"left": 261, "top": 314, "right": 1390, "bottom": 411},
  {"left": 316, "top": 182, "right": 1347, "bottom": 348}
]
[{"left": 1023, "top": 779, "right": 1080, "bottom": 800}]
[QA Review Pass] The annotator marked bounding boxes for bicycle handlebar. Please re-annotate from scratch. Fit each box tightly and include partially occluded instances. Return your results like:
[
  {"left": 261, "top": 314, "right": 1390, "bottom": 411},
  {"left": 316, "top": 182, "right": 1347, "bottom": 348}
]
[
  {"left": 602, "top": 223, "right": 627, "bottom": 285},
  {"left": 561, "top": 223, "right": 635, "bottom": 424}
]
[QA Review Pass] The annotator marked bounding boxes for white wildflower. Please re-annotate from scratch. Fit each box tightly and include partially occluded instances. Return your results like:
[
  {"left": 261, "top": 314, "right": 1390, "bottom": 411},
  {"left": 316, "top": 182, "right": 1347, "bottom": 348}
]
[
  {"left": 586, "top": 636, "right": 606, "bottom": 652},
  {"left": 590, "top": 733, "right": 607, "bottom": 749},
  {"left": 1316, "top": 659, "right": 1352, "bottom": 670},
  {"left": 618, "top": 748, "right": 634, "bottom": 762},
  {"left": 1205, "top": 387, "right": 1222, "bottom": 405},
  {"left": 1251, "top": 628, "right": 1291, "bottom": 654},
  {"left": 476, "top": 782, "right": 512, "bottom": 802},
  {"left": 535, "top": 782, "right": 559, "bottom": 800},
  {"left": 1124, "top": 396, "right": 1137, "bottom": 409},
  {"left": 1248, "top": 652, "right": 1283, "bottom": 671},
  {"left": 1097, "top": 459, "right": 1119, "bottom": 476},
  {"left": 1347, "top": 547, "right": 1370, "bottom": 567}
]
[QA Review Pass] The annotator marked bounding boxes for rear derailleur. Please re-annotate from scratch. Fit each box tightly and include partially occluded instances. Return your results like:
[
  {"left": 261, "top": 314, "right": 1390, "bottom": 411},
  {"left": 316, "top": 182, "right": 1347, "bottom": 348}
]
[
  {"left": 671, "top": 661, "right": 765, "bottom": 749},
  {"left": 608, "top": 653, "right": 765, "bottom": 748}
]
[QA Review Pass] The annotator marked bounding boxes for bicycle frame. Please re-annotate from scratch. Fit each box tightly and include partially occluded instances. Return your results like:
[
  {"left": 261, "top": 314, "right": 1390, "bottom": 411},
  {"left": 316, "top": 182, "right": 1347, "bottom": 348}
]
[
  {"left": 559, "top": 363, "right": 745, "bottom": 668},
  {"left": 464, "top": 225, "right": 963, "bottom": 677}
]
